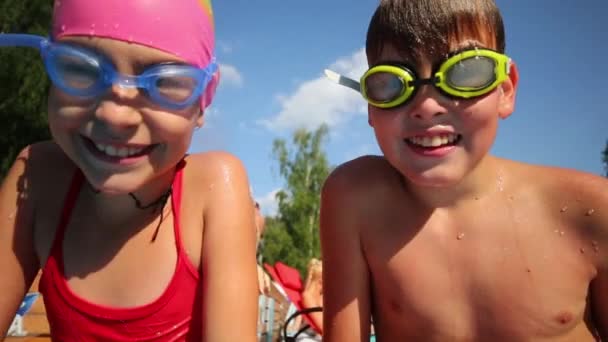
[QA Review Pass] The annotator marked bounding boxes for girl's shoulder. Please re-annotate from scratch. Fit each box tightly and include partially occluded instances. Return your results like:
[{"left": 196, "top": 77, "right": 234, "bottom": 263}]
[
  {"left": 182, "top": 151, "right": 248, "bottom": 186},
  {"left": 8, "top": 141, "right": 76, "bottom": 203}
]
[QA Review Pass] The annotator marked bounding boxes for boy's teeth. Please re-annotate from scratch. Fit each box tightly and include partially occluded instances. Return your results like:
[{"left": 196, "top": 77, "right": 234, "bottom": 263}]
[
  {"left": 95, "top": 143, "right": 145, "bottom": 157},
  {"left": 408, "top": 134, "right": 459, "bottom": 147}
]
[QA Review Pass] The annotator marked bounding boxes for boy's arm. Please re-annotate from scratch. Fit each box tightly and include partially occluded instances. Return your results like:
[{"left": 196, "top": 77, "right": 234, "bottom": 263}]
[
  {"left": 590, "top": 271, "right": 608, "bottom": 338},
  {"left": 0, "top": 147, "right": 40, "bottom": 335},
  {"left": 199, "top": 152, "right": 258, "bottom": 342},
  {"left": 589, "top": 180, "right": 608, "bottom": 338},
  {"left": 320, "top": 169, "right": 371, "bottom": 342}
]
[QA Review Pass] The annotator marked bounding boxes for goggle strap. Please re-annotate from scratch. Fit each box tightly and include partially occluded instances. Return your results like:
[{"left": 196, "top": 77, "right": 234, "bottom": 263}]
[
  {"left": 0, "top": 33, "right": 46, "bottom": 49},
  {"left": 324, "top": 69, "right": 361, "bottom": 93}
]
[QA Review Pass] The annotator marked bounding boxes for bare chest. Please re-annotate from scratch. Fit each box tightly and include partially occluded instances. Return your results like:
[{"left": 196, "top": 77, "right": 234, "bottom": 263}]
[{"left": 364, "top": 211, "right": 598, "bottom": 340}]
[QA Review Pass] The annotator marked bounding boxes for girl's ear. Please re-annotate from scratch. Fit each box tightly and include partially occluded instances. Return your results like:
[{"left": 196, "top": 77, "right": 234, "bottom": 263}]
[
  {"left": 498, "top": 61, "right": 519, "bottom": 119},
  {"left": 196, "top": 109, "right": 205, "bottom": 128}
]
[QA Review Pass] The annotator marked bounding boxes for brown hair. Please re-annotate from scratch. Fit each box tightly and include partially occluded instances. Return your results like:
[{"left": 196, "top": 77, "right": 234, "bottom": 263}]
[{"left": 366, "top": 0, "right": 505, "bottom": 65}]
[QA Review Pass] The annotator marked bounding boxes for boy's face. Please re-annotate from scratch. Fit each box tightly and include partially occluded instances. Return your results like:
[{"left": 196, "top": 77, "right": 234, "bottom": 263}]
[
  {"left": 47, "top": 36, "right": 203, "bottom": 194},
  {"left": 368, "top": 40, "right": 518, "bottom": 189}
]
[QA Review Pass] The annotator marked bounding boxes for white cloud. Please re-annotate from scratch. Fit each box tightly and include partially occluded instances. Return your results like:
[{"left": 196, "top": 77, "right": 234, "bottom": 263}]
[
  {"left": 219, "top": 63, "right": 244, "bottom": 88},
  {"left": 255, "top": 188, "right": 281, "bottom": 217},
  {"left": 260, "top": 48, "right": 368, "bottom": 132}
]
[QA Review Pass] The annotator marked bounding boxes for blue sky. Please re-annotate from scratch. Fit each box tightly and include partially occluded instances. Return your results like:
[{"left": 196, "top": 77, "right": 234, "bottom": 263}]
[{"left": 189, "top": 0, "right": 607, "bottom": 216}]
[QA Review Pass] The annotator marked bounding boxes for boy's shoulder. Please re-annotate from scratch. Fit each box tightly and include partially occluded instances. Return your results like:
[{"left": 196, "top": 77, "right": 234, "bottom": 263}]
[
  {"left": 325, "top": 155, "right": 403, "bottom": 193},
  {"left": 504, "top": 158, "right": 607, "bottom": 233},
  {"left": 505, "top": 158, "right": 607, "bottom": 199},
  {"left": 322, "top": 155, "right": 406, "bottom": 215}
]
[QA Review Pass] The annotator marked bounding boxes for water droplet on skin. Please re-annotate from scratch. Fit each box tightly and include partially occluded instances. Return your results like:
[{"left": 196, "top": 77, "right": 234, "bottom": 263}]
[
  {"left": 497, "top": 175, "right": 505, "bottom": 192},
  {"left": 560, "top": 206, "right": 568, "bottom": 213},
  {"left": 8, "top": 212, "right": 15, "bottom": 220},
  {"left": 594, "top": 246, "right": 600, "bottom": 253},
  {"left": 457, "top": 233, "right": 465, "bottom": 240},
  {"left": 554, "top": 229, "right": 559, "bottom": 234},
  {"left": 560, "top": 231, "right": 565, "bottom": 236},
  {"left": 586, "top": 209, "right": 595, "bottom": 216},
  {"left": 580, "top": 248, "right": 586, "bottom": 254},
  {"left": 592, "top": 241, "right": 598, "bottom": 247}
]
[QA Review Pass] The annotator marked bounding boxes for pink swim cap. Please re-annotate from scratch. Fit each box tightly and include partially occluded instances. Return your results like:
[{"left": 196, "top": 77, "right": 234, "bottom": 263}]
[{"left": 51, "top": 0, "right": 219, "bottom": 110}]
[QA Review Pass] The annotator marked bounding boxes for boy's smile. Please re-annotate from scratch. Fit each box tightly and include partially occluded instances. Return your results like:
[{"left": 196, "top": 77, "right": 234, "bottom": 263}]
[
  {"left": 404, "top": 131, "right": 462, "bottom": 157},
  {"left": 368, "top": 42, "right": 517, "bottom": 189}
]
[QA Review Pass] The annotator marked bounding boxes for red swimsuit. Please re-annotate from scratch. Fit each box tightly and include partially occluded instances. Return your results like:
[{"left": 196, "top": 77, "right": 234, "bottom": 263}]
[{"left": 40, "top": 166, "right": 203, "bottom": 341}]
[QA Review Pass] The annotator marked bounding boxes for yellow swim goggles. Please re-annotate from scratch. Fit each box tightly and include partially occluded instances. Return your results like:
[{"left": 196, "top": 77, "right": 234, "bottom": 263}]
[{"left": 325, "top": 48, "right": 511, "bottom": 109}]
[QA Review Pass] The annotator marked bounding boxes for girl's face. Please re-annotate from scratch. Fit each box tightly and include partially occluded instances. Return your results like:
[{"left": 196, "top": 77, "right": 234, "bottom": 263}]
[{"left": 47, "top": 36, "right": 204, "bottom": 194}]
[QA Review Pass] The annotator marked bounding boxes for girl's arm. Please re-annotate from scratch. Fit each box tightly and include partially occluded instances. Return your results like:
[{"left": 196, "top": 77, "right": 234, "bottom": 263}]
[
  {"left": 199, "top": 152, "right": 258, "bottom": 342},
  {"left": 0, "top": 146, "right": 41, "bottom": 335}
]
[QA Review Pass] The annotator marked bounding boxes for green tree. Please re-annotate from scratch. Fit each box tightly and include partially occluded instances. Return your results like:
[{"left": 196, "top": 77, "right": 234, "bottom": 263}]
[
  {"left": 603, "top": 140, "right": 608, "bottom": 177},
  {"left": 261, "top": 125, "right": 331, "bottom": 276},
  {"left": 0, "top": 0, "right": 53, "bottom": 179}
]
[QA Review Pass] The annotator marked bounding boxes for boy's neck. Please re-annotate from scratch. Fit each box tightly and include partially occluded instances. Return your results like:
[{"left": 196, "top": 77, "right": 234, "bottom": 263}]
[{"left": 406, "top": 156, "right": 504, "bottom": 208}]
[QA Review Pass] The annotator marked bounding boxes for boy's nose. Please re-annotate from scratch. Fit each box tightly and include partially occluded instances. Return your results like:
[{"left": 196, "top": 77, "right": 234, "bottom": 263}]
[{"left": 408, "top": 85, "right": 449, "bottom": 121}]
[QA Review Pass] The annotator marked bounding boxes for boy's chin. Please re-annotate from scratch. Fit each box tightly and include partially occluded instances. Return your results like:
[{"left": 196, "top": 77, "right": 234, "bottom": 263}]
[{"left": 402, "top": 167, "right": 467, "bottom": 189}]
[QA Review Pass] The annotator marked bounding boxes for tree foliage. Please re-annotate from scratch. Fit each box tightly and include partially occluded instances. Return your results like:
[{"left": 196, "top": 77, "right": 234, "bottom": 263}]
[
  {"left": 260, "top": 125, "right": 331, "bottom": 276},
  {"left": 0, "top": 0, "right": 53, "bottom": 179}
]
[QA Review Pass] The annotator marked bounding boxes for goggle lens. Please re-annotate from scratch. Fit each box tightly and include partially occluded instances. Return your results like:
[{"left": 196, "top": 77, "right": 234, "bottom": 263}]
[
  {"left": 154, "top": 74, "right": 199, "bottom": 103},
  {"left": 445, "top": 56, "right": 496, "bottom": 90},
  {"left": 364, "top": 72, "right": 405, "bottom": 103},
  {"left": 52, "top": 53, "right": 102, "bottom": 91}
]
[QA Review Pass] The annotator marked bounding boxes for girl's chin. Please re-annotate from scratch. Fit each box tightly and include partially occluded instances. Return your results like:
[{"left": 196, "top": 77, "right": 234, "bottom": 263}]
[{"left": 83, "top": 174, "right": 144, "bottom": 195}]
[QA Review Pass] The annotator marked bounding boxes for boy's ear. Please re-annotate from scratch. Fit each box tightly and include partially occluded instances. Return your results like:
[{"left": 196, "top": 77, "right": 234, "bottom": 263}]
[{"left": 498, "top": 61, "right": 519, "bottom": 119}]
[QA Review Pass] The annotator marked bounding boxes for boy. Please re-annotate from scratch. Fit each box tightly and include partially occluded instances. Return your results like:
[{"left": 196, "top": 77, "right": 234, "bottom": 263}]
[{"left": 320, "top": 0, "right": 608, "bottom": 341}]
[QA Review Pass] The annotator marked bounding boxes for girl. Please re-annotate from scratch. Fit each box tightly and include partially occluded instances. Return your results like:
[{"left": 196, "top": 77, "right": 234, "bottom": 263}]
[{"left": 0, "top": 1, "right": 258, "bottom": 341}]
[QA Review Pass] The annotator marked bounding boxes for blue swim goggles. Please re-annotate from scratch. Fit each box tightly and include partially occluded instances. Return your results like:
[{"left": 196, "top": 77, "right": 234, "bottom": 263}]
[{"left": 0, "top": 34, "right": 217, "bottom": 110}]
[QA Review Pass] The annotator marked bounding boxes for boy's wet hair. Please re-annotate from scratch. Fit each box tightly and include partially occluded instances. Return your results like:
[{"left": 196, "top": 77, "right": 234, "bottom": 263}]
[{"left": 366, "top": 0, "right": 505, "bottom": 65}]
